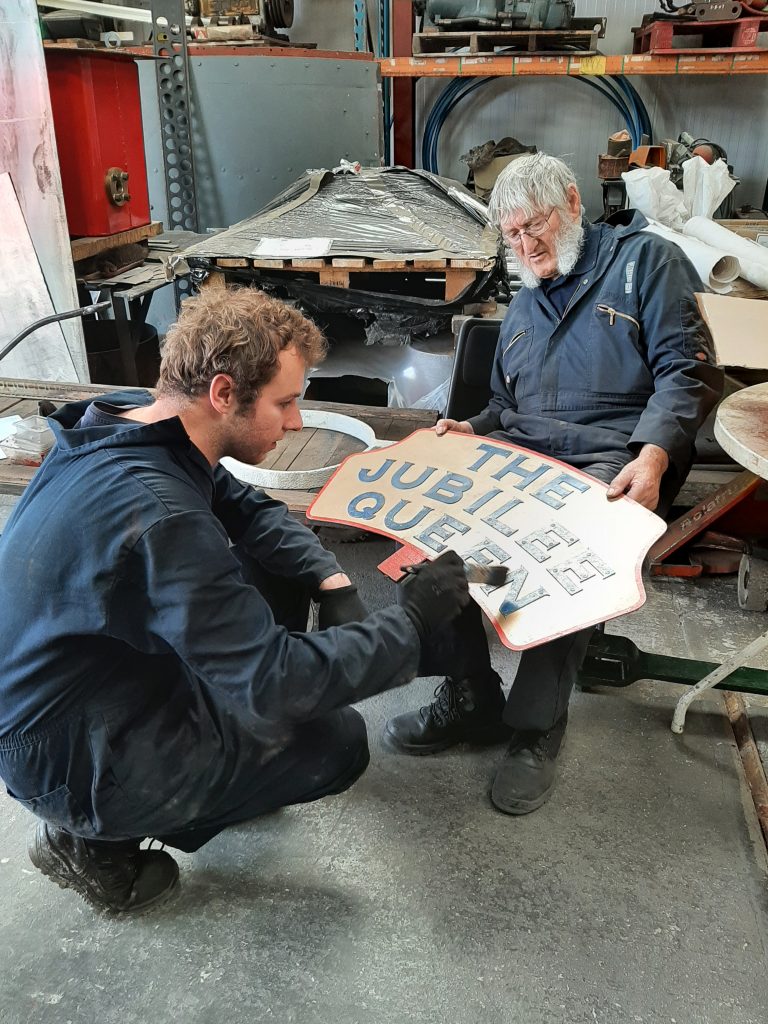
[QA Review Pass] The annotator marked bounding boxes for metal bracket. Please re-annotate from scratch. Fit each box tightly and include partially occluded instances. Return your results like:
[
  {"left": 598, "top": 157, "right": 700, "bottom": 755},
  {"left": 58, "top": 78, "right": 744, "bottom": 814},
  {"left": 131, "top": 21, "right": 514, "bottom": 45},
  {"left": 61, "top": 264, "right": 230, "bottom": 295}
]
[
  {"left": 353, "top": 0, "right": 367, "bottom": 51},
  {"left": 150, "top": 0, "right": 198, "bottom": 233}
]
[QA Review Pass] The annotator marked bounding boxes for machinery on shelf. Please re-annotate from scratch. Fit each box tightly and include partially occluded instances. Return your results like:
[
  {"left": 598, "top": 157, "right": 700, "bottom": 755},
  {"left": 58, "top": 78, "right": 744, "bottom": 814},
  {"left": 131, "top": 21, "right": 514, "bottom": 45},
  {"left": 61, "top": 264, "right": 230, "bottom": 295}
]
[
  {"left": 191, "top": 0, "right": 293, "bottom": 38},
  {"left": 657, "top": 1, "right": 767, "bottom": 19},
  {"left": 419, "top": 0, "right": 575, "bottom": 31}
]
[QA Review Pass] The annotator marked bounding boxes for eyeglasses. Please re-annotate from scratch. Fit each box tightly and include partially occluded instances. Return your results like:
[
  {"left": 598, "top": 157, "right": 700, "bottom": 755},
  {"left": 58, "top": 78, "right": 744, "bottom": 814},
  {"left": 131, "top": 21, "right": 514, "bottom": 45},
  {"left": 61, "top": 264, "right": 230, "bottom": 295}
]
[{"left": 501, "top": 208, "right": 556, "bottom": 248}]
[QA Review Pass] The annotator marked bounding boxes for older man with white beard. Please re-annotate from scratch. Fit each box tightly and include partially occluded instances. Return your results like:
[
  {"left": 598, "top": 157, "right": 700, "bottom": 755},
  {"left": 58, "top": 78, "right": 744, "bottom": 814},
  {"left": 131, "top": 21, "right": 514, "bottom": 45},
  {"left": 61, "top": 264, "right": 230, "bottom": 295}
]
[{"left": 384, "top": 153, "right": 723, "bottom": 815}]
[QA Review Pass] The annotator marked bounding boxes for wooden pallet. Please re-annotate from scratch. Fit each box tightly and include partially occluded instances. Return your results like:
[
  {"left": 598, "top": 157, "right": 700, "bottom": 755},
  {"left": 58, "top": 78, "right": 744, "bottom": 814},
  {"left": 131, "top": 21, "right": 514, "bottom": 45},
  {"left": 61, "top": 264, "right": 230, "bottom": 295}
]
[
  {"left": 413, "top": 20, "right": 605, "bottom": 56},
  {"left": 190, "top": 33, "right": 300, "bottom": 48},
  {"left": 201, "top": 255, "right": 495, "bottom": 303},
  {"left": 632, "top": 16, "right": 768, "bottom": 55}
]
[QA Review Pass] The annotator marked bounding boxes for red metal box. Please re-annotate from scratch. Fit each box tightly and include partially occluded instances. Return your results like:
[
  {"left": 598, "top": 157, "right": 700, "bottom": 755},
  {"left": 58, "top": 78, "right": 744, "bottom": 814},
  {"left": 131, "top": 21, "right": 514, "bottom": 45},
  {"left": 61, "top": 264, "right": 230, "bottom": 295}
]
[{"left": 45, "top": 50, "right": 151, "bottom": 237}]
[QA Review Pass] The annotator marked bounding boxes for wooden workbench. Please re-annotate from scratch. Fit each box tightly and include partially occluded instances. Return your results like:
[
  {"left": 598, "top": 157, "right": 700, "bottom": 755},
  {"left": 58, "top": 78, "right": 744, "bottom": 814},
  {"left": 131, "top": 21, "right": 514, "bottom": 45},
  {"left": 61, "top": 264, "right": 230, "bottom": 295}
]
[{"left": 0, "top": 378, "right": 437, "bottom": 513}]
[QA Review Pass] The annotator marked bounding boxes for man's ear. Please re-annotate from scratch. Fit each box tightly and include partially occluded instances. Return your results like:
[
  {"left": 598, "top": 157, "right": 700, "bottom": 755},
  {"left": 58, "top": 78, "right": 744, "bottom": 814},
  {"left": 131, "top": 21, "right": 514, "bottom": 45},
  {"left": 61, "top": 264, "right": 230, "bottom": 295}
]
[
  {"left": 566, "top": 183, "right": 582, "bottom": 220},
  {"left": 208, "top": 373, "right": 237, "bottom": 415}
]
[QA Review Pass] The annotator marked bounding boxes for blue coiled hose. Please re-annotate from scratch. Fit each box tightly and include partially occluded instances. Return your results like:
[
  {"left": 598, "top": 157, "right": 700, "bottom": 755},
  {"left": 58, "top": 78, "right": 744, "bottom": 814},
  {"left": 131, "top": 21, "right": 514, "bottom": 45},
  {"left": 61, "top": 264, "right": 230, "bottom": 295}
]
[{"left": 420, "top": 74, "right": 653, "bottom": 174}]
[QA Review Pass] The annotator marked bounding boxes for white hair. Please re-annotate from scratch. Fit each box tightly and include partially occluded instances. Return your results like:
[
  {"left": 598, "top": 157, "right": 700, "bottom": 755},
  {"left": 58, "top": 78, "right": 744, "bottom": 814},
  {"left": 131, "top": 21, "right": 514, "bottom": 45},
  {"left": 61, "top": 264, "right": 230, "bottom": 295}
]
[{"left": 487, "top": 152, "right": 578, "bottom": 227}]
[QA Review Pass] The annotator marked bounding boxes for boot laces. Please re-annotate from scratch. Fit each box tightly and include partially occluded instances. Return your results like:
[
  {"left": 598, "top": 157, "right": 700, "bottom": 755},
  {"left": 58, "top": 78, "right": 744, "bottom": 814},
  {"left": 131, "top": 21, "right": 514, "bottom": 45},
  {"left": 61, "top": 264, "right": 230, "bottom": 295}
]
[
  {"left": 424, "top": 677, "right": 462, "bottom": 726},
  {"left": 90, "top": 846, "right": 139, "bottom": 894},
  {"left": 509, "top": 728, "right": 550, "bottom": 761},
  {"left": 531, "top": 732, "right": 550, "bottom": 761}
]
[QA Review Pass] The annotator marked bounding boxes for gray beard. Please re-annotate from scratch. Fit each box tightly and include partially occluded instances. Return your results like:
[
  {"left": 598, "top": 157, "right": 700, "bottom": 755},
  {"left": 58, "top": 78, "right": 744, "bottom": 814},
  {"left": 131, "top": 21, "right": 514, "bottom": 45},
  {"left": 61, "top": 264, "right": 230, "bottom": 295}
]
[{"left": 518, "top": 219, "right": 585, "bottom": 290}]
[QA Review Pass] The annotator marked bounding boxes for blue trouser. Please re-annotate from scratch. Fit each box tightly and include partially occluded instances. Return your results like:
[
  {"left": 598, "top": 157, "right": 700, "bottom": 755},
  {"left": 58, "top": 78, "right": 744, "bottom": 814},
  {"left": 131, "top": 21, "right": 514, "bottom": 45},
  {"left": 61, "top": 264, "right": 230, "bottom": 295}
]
[
  {"left": 419, "top": 456, "right": 680, "bottom": 734},
  {"left": 0, "top": 548, "right": 369, "bottom": 853}
]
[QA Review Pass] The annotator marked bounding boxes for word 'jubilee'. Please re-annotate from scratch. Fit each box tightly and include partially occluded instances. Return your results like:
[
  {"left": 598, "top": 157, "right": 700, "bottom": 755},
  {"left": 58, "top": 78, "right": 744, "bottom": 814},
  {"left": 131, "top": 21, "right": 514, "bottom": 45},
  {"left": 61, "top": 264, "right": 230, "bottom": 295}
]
[{"left": 346, "top": 445, "right": 616, "bottom": 614}]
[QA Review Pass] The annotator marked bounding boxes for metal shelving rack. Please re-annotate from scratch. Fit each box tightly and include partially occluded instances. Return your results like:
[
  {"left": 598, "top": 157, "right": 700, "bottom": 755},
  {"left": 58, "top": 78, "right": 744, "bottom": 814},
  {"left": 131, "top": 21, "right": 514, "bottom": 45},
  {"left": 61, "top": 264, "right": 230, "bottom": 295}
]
[{"left": 383, "top": 0, "right": 768, "bottom": 167}]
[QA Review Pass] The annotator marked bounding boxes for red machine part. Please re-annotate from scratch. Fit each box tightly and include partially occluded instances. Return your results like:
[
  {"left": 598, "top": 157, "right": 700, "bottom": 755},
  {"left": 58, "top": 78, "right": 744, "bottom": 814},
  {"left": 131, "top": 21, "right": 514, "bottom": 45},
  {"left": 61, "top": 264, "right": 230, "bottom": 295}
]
[{"left": 44, "top": 51, "right": 151, "bottom": 237}]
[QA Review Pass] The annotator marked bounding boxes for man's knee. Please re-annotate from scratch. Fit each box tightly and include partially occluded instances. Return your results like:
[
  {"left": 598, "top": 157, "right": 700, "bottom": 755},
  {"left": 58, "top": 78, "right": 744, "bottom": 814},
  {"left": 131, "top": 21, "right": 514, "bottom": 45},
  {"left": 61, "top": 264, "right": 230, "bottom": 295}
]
[
  {"left": 299, "top": 707, "right": 370, "bottom": 799},
  {"left": 322, "top": 707, "right": 370, "bottom": 795}
]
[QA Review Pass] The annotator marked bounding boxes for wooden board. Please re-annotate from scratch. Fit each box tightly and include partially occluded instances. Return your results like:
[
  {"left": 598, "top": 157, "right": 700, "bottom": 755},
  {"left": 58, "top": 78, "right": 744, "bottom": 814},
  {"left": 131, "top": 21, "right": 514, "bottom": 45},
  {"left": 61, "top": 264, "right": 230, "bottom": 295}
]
[
  {"left": 696, "top": 293, "right": 768, "bottom": 370},
  {"left": 256, "top": 426, "right": 368, "bottom": 475},
  {"left": 70, "top": 221, "right": 163, "bottom": 263},
  {"left": 212, "top": 255, "right": 493, "bottom": 272},
  {"left": 199, "top": 256, "right": 494, "bottom": 302},
  {"left": 413, "top": 27, "right": 601, "bottom": 57},
  {"left": 715, "top": 383, "right": 768, "bottom": 480},
  {"left": 0, "top": 174, "right": 79, "bottom": 382}
]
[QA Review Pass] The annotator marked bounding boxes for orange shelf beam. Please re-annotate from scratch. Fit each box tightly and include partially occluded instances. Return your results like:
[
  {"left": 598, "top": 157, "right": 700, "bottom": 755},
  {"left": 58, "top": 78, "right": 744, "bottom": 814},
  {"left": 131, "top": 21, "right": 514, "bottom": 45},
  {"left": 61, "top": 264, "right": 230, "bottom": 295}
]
[{"left": 379, "top": 51, "right": 768, "bottom": 77}]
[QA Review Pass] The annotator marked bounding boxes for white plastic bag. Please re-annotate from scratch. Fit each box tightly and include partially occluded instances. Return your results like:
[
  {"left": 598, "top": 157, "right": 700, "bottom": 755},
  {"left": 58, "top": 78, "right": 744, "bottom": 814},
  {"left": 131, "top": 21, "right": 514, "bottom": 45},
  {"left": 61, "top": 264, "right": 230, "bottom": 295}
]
[{"left": 622, "top": 167, "right": 687, "bottom": 231}]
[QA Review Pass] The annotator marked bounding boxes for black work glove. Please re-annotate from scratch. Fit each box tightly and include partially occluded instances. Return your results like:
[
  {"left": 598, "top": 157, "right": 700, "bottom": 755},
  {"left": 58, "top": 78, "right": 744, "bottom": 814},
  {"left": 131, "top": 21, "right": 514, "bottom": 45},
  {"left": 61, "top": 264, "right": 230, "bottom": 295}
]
[
  {"left": 316, "top": 584, "right": 368, "bottom": 629},
  {"left": 399, "top": 550, "right": 471, "bottom": 640}
]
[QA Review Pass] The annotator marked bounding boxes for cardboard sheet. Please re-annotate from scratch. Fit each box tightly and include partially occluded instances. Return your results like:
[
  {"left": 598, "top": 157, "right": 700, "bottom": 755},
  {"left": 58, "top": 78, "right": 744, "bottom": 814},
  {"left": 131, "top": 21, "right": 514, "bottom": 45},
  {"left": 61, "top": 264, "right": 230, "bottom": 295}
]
[
  {"left": 696, "top": 293, "right": 768, "bottom": 370},
  {"left": 307, "top": 431, "right": 665, "bottom": 651}
]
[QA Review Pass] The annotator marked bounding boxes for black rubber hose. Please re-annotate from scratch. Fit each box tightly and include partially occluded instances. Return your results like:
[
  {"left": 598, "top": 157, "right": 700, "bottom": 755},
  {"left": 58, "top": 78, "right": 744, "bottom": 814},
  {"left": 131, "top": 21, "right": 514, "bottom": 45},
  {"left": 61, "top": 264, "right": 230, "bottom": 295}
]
[{"left": 0, "top": 300, "right": 112, "bottom": 364}]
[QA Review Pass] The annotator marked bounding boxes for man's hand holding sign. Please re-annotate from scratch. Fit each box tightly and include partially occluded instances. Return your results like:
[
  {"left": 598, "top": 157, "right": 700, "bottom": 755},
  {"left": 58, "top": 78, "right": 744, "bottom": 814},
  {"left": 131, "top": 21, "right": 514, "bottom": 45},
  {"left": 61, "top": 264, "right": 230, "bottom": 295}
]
[{"left": 434, "top": 417, "right": 670, "bottom": 513}]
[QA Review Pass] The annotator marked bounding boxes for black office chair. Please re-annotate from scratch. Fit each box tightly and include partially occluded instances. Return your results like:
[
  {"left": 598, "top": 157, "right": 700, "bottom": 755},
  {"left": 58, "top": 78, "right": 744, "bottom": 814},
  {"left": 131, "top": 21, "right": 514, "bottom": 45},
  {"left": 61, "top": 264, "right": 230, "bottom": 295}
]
[{"left": 445, "top": 317, "right": 500, "bottom": 422}]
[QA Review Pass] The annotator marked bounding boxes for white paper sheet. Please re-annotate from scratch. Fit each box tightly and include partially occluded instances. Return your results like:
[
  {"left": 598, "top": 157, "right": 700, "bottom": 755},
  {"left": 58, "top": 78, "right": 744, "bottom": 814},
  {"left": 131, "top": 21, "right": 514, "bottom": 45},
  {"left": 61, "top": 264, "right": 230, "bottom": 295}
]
[
  {"left": 644, "top": 221, "right": 739, "bottom": 294},
  {"left": 252, "top": 237, "right": 333, "bottom": 258},
  {"left": 683, "top": 217, "right": 768, "bottom": 290}
]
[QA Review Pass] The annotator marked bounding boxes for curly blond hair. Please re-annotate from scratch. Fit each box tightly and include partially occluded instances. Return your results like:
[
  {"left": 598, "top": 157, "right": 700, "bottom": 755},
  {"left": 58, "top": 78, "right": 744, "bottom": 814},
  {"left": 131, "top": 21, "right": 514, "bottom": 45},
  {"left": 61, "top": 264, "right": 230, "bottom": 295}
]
[{"left": 158, "top": 286, "right": 326, "bottom": 404}]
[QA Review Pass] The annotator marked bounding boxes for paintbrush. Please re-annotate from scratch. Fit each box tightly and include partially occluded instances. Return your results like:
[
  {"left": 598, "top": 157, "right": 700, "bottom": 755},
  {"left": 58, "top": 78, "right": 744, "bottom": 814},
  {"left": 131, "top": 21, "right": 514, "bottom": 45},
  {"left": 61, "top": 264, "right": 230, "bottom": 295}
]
[{"left": 400, "top": 562, "right": 511, "bottom": 587}]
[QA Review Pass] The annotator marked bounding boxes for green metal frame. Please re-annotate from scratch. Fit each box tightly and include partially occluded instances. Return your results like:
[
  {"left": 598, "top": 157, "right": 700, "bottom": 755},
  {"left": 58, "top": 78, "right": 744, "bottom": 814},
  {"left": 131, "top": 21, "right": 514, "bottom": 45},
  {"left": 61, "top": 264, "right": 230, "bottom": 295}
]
[{"left": 580, "top": 631, "right": 768, "bottom": 697}]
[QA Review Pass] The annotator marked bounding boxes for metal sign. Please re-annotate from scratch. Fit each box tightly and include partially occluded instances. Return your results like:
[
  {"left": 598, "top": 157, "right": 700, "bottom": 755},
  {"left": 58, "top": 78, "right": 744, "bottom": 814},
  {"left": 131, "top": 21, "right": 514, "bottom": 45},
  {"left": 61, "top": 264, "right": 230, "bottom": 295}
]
[{"left": 307, "top": 430, "right": 666, "bottom": 650}]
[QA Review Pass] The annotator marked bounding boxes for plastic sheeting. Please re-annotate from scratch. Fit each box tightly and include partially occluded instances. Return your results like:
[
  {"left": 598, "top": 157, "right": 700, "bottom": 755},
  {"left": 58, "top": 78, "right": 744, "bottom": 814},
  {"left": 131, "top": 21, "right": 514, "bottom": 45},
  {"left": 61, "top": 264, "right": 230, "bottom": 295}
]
[
  {"left": 307, "top": 334, "right": 455, "bottom": 410},
  {"left": 183, "top": 167, "right": 498, "bottom": 263}
]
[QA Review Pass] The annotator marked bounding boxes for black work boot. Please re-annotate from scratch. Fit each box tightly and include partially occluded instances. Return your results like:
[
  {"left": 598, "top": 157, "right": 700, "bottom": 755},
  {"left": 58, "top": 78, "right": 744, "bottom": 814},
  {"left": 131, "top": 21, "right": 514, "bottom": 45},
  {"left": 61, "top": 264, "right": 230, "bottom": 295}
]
[
  {"left": 29, "top": 822, "right": 179, "bottom": 914},
  {"left": 384, "top": 672, "right": 511, "bottom": 755},
  {"left": 490, "top": 713, "right": 568, "bottom": 815}
]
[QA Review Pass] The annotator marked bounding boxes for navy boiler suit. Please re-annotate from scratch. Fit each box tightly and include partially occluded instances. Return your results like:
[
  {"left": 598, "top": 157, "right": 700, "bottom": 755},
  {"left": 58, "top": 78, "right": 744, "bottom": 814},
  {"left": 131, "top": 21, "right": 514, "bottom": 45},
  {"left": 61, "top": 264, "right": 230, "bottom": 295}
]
[
  {"left": 0, "top": 395, "right": 422, "bottom": 851},
  {"left": 426, "top": 211, "right": 723, "bottom": 731}
]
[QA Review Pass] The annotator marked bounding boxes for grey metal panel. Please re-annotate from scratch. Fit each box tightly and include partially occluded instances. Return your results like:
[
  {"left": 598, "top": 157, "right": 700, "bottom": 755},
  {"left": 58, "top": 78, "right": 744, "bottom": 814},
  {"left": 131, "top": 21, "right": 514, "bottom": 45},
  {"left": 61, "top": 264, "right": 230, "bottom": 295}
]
[
  {"left": 140, "top": 55, "right": 381, "bottom": 233},
  {"left": 595, "top": 0, "right": 657, "bottom": 55}
]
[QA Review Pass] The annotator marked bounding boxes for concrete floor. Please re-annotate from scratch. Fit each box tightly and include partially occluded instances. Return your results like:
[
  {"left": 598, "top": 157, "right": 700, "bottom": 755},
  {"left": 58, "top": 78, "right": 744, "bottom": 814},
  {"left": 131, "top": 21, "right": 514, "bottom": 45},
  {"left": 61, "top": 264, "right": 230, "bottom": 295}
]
[{"left": 1, "top": 507, "right": 768, "bottom": 1023}]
